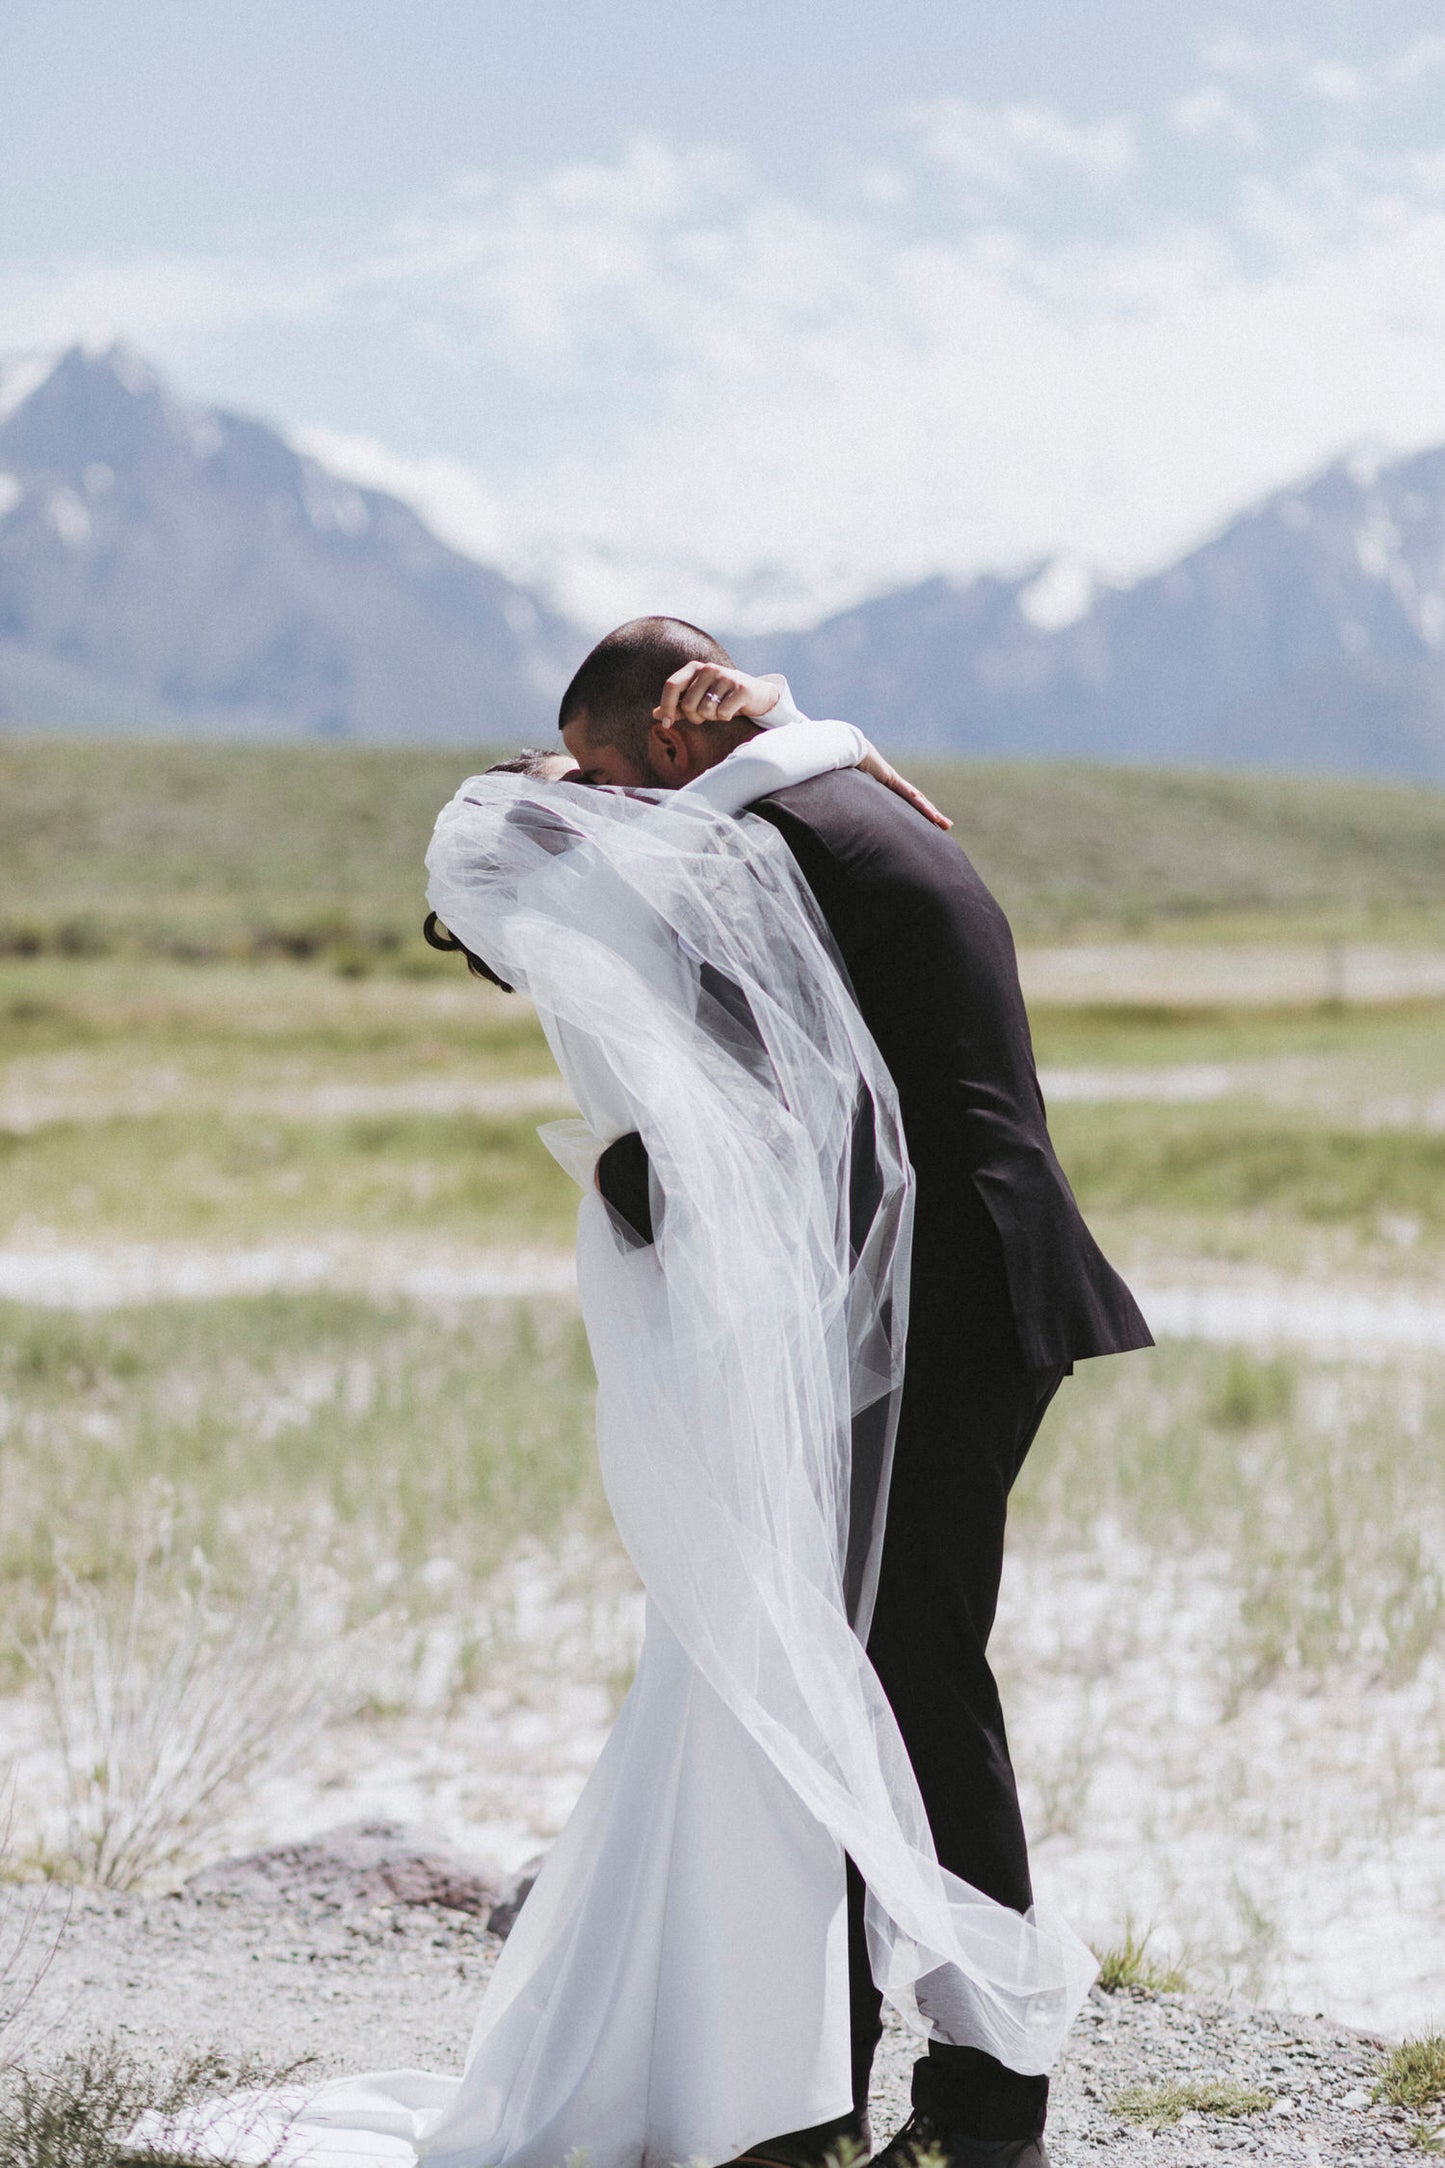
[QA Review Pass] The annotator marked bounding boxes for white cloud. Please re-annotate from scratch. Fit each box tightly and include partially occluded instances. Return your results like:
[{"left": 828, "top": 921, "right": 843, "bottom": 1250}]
[
  {"left": 1017, "top": 556, "right": 1095, "bottom": 631},
  {"left": 1383, "top": 35, "right": 1445, "bottom": 89},
  {"left": 294, "top": 426, "right": 512, "bottom": 564},
  {"left": 0, "top": 256, "right": 326, "bottom": 348},
  {"left": 8, "top": 51, "right": 1445, "bottom": 631},
  {"left": 1305, "top": 61, "right": 1364, "bottom": 106},
  {"left": 1198, "top": 28, "right": 1445, "bottom": 105},
  {"left": 1169, "top": 87, "right": 1260, "bottom": 147},
  {"left": 903, "top": 98, "right": 1137, "bottom": 195},
  {"left": 1197, "top": 33, "right": 1306, "bottom": 82},
  {"left": 295, "top": 162, "right": 1445, "bottom": 632}
]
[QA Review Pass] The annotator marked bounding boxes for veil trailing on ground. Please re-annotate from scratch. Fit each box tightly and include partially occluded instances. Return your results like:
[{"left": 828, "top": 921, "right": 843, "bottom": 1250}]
[{"left": 425, "top": 777, "right": 1095, "bottom": 2087}]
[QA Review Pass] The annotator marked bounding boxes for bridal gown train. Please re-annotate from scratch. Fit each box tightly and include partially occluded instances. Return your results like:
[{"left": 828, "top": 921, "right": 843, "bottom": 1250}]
[{"left": 172, "top": 759, "right": 1095, "bottom": 2168}]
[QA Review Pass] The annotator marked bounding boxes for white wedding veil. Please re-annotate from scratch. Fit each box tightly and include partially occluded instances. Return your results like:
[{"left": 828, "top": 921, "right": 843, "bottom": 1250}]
[{"left": 425, "top": 774, "right": 1095, "bottom": 2082}]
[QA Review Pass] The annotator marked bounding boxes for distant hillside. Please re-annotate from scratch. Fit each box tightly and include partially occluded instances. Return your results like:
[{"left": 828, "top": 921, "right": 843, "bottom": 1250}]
[
  {"left": 2, "top": 738, "right": 1441, "bottom": 964},
  {"left": 0, "top": 346, "right": 578, "bottom": 741},
  {"left": 742, "top": 448, "right": 1445, "bottom": 781}
]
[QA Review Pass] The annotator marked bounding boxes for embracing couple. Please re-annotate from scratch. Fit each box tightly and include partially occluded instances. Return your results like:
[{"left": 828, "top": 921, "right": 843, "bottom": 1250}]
[{"left": 260, "top": 616, "right": 1151, "bottom": 2168}]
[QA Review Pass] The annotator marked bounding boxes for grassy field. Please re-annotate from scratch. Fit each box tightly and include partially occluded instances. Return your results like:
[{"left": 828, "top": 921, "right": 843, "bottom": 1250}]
[
  {"left": 4, "top": 735, "right": 1445, "bottom": 958},
  {"left": 3, "top": 1280, "right": 1435, "bottom": 1693},
  {"left": 6, "top": 957, "right": 1444, "bottom": 1277},
  {"left": 0, "top": 737, "right": 1442, "bottom": 1983},
  {"left": 0, "top": 1291, "right": 605, "bottom": 1679}
]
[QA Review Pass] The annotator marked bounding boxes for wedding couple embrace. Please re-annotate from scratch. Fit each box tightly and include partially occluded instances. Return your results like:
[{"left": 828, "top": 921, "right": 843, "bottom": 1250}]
[{"left": 248, "top": 616, "right": 1151, "bottom": 2168}]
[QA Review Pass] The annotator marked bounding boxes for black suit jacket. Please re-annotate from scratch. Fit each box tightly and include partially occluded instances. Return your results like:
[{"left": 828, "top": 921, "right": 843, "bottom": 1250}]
[{"left": 599, "top": 770, "right": 1152, "bottom": 1371}]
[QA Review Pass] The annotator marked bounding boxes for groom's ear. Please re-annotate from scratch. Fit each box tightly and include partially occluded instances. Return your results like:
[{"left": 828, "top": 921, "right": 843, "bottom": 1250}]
[
  {"left": 647, "top": 716, "right": 726, "bottom": 784},
  {"left": 647, "top": 717, "right": 700, "bottom": 780}
]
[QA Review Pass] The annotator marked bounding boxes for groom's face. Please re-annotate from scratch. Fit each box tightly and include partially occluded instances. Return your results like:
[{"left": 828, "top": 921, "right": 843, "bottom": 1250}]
[
  {"left": 560, "top": 712, "right": 654, "bottom": 788},
  {"left": 562, "top": 710, "right": 721, "bottom": 791}
]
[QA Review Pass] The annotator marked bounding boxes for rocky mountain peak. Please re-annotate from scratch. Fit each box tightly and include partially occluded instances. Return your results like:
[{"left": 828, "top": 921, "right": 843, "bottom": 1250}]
[
  {"left": 0, "top": 347, "right": 577, "bottom": 742},
  {"left": 4, "top": 344, "right": 1445, "bottom": 774}
]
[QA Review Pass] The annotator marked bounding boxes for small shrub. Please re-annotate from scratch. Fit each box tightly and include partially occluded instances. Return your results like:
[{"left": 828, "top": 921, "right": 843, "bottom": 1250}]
[
  {"left": 1376, "top": 2034, "right": 1445, "bottom": 2115},
  {"left": 24, "top": 1557, "right": 351, "bottom": 1890},
  {"left": 0, "top": 1818, "right": 67, "bottom": 2079},
  {"left": 1093, "top": 1922, "right": 1190, "bottom": 1995},
  {"left": 1207, "top": 1350, "right": 1295, "bottom": 1431},
  {"left": 0, "top": 2040, "right": 308, "bottom": 2168},
  {"left": 1110, "top": 2080, "right": 1272, "bottom": 2129}
]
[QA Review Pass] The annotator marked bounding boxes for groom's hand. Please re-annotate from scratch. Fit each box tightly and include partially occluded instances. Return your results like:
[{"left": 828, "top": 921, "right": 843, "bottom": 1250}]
[
  {"left": 596, "top": 1131, "right": 655, "bottom": 1249},
  {"left": 654, "top": 662, "right": 781, "bottom": 728}
]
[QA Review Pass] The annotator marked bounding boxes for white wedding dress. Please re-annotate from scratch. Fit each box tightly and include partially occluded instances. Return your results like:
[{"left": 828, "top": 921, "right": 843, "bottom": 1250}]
[{"left": 155, "top": 716, "right": 1095, "bottom": 2168}]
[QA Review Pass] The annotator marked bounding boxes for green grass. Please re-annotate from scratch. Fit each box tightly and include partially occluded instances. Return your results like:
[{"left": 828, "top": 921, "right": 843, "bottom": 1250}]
[
  {"left": 1029, "top": 996, "right": 1445, "bottom": 1072},
  {"left": 4, "top": 737, "right": 1444, "bottom": 957},
  {"left": 1377, "top": 2036, "right": 1445, "bottom": 2115},
  {"left": 1093, "top": 1923, "right": 1191, "bottom": 1995},
  {"left": 2, "top": 955, "right": 1443, "bottom": 1709},
  {"left": 1013, "top": 1344, "right": 1445, "bottom": 1687},
  {"left": 1051, "top": 1102, "right": 1445, "bottom": 1236},
  {"left": 0, "top": 739, "right": 508, "bottom": 972},
  {"left": 0, "top": 958, "right": 575, "bottom": 1246},
  {"left": 0, "top": 1292, "right": 605, "bottom": 1680},
  {"left": 909, "top": 754, "right": 1445, "bottom": 944},
  {"left": 0, "top": 956, "right": 552, "bottom": 1071},
  {"left": 1109, "top": 2079, "right": 1273, "bottom": 2129},
  {"left": 1044, "top": 1083, "right": 1445, "bottom": 1279},
  {"left": 7, "top": 958, "right": 1445, "bottom": 1276},
  {"left": 3, "top": 1301, "right": 1438, "bottom": 1716},
  {"left": 0, "top": 1106, "right": 578, "bottom": 1244}
]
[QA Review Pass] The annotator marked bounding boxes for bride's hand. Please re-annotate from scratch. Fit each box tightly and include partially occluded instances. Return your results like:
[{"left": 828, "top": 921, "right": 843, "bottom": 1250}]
[
  {"left": 654, "top": 662, "right": 782, "bottom": 725},
  {"left": 858, "top": 745, "right": 953, "bottom": 829}
]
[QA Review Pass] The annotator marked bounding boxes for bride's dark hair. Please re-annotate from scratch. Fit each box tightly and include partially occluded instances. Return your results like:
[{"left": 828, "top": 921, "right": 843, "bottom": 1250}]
[
  {"left": 420, "top": 750, "right": 563, "bottom": 987},
  {"left": 484, "top": 748, "right": 564, "bottom": 777},
  {"left": 421, "top": 910, "right": 511, "bottom": 991}
]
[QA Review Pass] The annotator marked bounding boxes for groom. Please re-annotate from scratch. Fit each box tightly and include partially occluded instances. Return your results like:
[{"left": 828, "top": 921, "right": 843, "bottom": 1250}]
[{"left": 560, "top": 618, "right": 1153, "bottom": 2168}]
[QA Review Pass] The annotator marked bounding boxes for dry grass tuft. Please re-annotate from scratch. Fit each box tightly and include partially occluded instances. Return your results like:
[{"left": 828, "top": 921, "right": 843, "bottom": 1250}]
[
  {"left": 21, "top": 1557, "right": 355, "bottom": 1890},
  {"left": 0, "top": 2039, "right": 311, "bottom": 2168},
  {"left": 1093, "top": 1923, "right": 1190, "bottom": 1996},
  {"left": 0, "top": 1817, "right": 67, "bottom": 2081},
  {"left": 1109, "top": 2078, "right": 1272, "bottom": 2129}
]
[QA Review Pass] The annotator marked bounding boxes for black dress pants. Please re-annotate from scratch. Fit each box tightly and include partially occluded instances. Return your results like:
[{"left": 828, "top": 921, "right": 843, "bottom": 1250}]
[{"left": 847, "top": 1245, "right": 1068, "bottom": 2144}]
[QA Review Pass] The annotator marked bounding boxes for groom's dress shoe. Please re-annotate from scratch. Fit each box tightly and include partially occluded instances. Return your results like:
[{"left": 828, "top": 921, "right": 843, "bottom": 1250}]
[
  {"left": 724, "top": 2109, "right": 871, "bottom": 2168},
  {"left": 870, "top": 2111, "right": 1049, "bottom": 2168}
]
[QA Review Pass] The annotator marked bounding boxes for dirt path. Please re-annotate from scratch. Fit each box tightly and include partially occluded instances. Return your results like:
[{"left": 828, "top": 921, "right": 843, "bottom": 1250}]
[
  {"left": 10, "top": 1884, "right": 1412, "bottom": 2163},
  {"left": 3, "top": 1242, "right": 1443, "bottom": 1359},
  {"left": 1020, "top": 943, "right": 1445, "bottom": 1007}
]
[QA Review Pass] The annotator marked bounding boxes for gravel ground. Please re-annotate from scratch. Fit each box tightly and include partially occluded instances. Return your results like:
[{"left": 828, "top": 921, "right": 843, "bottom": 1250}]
[{"left": 7, "top": 1881, "right": 1419, "bottom": 2165}]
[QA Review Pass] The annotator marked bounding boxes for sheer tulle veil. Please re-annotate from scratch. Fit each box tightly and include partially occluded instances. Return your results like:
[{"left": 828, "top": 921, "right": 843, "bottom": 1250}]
[
  {"left": 425, "top": 776, "right": 1096, "bottom": 2082},
  {"left": 159, "top": 775, "right": 1095, "bottom": 2168}
]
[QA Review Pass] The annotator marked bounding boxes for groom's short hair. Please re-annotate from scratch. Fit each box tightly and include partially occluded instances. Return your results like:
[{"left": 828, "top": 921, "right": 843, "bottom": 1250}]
[{"left": 558, "top": 616, "right": 733, "bottom": 764}]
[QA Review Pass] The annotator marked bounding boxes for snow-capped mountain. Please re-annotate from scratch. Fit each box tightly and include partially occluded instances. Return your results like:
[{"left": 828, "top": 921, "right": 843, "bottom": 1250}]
[
  {"left": 4, "top": 345, "right": 1445, "bottom": 778},
  {"left": 751, "top": 449, "right": 1445, "bottom": 779},
  {"left": 0, "top": 345, "right": 576, "bottom": 741}
]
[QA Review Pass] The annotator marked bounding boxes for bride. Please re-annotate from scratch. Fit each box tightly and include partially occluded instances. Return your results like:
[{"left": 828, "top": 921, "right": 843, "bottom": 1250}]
[{"left": 165, "top": 709, "right": 1094, "bottom": 2168}]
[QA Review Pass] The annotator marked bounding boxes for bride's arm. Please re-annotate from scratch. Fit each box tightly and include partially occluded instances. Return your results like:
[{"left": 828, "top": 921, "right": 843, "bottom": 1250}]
[
  {"left": 678, "top": 712, "right": 870, "bottom": 816},
  {"left": 676, "top": 679, "right": 952, "bottom": 829}
]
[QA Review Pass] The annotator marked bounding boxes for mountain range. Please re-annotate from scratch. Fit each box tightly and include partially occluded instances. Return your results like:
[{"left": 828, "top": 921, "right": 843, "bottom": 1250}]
[
  {"left": 0, "top": 345, "right": 574, "bottom": 742},
  {"left": 3, "top": 344, "right": 1445, "bottom": 780}
]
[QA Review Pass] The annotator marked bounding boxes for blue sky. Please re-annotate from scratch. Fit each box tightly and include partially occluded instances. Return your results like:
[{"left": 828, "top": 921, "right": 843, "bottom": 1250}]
[{"left": 6, "top": 1, "right": 1445, "bottom": 627}]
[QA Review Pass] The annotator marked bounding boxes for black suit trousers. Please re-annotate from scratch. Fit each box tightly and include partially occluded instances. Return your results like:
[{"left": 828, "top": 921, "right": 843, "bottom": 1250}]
[{"left": 846, "top": 1221, "right": 1068, "bottom": 2141}]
